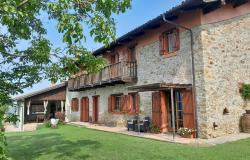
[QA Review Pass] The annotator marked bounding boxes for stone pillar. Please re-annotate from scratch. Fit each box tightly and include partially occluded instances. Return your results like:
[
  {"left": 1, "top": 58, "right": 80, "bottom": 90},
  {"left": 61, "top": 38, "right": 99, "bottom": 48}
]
[
  {"left": 26, "top": 100, "right": 31, "bottom": 115},
  {"left": 44, "top": 100, "right": 48, "bottom": 114},
  {"left": 17, "top": 101, "right": 25, "bottom": 131},
  {"left": 61, "top": 101, "right": 64, "bottom": 113}
]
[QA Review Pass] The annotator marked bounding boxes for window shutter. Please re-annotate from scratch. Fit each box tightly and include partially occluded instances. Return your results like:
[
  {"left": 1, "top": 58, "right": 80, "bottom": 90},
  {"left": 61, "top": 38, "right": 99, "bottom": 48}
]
[
  {"left": 127, "top": 95, "right": 133, "bottom": 113},
  {"left": 92, "top": 98, "right": 96, "bottom": 122},
  {"left": 127, "top": 48, "right": 132, "bottom": 62},
  {"left": 75, "top": 98, "right": 79, "bottom": 112},
  {"left": 71, "top": 98, "right": 79, "bottom": 112},
  {"left": 71, "top": 99, "right": 74, "bottom": 111},
  {"left": 86, "top": 97, "right": 89, "bottom": 121},
  {"left": 152, "top": 92, "right": 161, "bottom": 128},
  {"left": 111, "top": 96, "right": 116, "bottom": 112},
  {"left": 108, "top": 96, "right": 112, "bottom": 113},
  {"left": 159, "top": 34, "right": 164, "bottom": 55},
  {"left": 173, "top": 29, "right": 180, "bottom": 52},
  {"left": 121, "top": 95, "right": 126, "bottom": 112},
  {"left": 182, "top": 90, "right": 195, "bottom": 129},
  {"left": 135, "top": 94, "right": 140, "bottom": 114},
  {"left": 159, "top": 33, "right": 168, "bottom": 55}
]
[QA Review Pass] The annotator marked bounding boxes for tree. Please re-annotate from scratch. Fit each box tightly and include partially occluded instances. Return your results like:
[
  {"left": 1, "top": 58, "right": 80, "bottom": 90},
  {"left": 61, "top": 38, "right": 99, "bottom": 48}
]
[{"left": 0, "top": 0, "right": 131, "bottom": 159}]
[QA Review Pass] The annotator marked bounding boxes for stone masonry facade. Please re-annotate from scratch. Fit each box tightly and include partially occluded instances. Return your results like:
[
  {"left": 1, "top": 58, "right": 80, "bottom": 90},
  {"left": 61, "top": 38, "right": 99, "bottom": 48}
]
[
  {"left": 66, "top": 12, "right": 250, "bottom": 139},
  {"left": 194, "top": 13, "right": 250, "bottom": 138}
]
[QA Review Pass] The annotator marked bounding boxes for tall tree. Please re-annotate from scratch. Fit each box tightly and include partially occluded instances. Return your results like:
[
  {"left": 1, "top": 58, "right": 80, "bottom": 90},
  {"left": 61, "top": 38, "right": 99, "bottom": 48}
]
[{"left": 0, "top": 0, "right": 131, "bottom": 159}]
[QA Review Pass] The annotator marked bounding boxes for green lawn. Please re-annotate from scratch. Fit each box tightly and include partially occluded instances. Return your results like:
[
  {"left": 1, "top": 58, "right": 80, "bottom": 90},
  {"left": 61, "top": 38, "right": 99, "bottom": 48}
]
[{"left": 6, "top": 125, "right": 250, "bottom": 160}]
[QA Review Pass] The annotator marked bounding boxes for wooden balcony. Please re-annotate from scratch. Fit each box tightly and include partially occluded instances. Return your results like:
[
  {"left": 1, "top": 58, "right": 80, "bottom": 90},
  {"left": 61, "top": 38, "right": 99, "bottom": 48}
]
[{"left": 68, "top": 61, "right": 137, "bottom": 91}]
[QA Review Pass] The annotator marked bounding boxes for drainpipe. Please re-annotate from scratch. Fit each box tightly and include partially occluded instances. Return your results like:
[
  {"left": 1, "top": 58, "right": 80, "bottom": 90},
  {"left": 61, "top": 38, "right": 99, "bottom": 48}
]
[{"left": 162, "top": 14, "right": 199, "bottom": 138}]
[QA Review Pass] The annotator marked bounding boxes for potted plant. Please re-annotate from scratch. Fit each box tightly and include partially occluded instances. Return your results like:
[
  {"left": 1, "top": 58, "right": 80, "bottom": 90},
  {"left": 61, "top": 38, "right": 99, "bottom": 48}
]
[{"left": 177, "top": 127, "right": 196, "bottom": 138}]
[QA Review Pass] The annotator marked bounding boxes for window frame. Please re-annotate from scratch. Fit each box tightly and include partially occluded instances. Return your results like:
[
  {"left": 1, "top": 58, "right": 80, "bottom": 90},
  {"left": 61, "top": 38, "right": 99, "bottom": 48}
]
[
  {"left": 114, "top": 95, "right": 122, "bottom": 112},
  {"left": 159, "top": 28, "right": 180, "bottom": 57},
  {"left": 71, "top": 98, "right": 79, "bottom": 112}
]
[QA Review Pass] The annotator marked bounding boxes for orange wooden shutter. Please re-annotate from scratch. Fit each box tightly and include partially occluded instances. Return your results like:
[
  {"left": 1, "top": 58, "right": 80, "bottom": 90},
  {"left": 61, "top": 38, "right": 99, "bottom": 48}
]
[
  {"left": 121, "top": 95, "right": 126, "bottom": 112},
  {"left": 182, "top": 90, "right": 195, "bottom": 129},
  {"left": 135, "top": 94, "right": 140, "bottom": 114},
  {"left": 159, "top": 34, "right": 165, "bottom": 55},
  {"left": 80, "top": 98, "right": 84, "bottom": 121},
  {"left": 160, "top": 91, "right": 168, "bottom": 132},
  {"left": 76, "top": 98, "right": 79, "bottom": 111},
  {"left": 71, "top": 99, "right": 74, "bottom": 111},
  {"left": 173, "top": 29, "right": 180, "bottom": 52},
  {"left": 85, "top": 97, "right": 89, "bottom": 122},
  {"left": 152, "top": 92, "right": 167, "bottom": 132},
  {"left": 92, "top": 97, "right": 96, "bottom": 122},
  {"left": 111, "top": 96, "right": 116, "bottom": 112},
  {"left": 127, "top": 95, "right": 133, "bottom": 113},
  {"left": 127, "top": 48, "right": 132, "bottom": 62},
  {"left": 159, "top": 33, "right": 168, "bottom": 55},
  {"left": 108, "top": 96, "right": 112, "bottom": 113},
  {"left": 152, "top": 92, "right": 161, "bottom": 128}
]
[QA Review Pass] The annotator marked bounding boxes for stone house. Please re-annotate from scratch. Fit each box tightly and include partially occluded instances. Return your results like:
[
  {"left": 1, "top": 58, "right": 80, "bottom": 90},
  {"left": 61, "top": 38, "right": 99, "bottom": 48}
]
[{"left": 65, "top": 0, "right": 250, "bottom": 139}]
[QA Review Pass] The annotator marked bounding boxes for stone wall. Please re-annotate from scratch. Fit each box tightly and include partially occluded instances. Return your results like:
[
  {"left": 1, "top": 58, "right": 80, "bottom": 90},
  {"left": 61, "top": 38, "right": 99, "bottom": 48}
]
[
  {"left": 195, "top": 13, "right": 250, "bottom": 138},
  {"left": 65, "top": 84, "right": 153, "bottom": 126}
]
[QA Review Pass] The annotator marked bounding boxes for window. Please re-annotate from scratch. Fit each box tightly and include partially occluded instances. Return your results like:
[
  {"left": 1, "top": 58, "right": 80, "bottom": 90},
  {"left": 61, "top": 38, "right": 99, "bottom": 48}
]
[
  {"left": 114, "top": 95, "right": 122, "bottom": 112},
  {"left": 71, "top": 98, "right": 79, "bottom": 112},
  {"left": 159, "top": 28, "right": 180, "bottom": 55},
  {"left": 128, "top": 46, "right": 136, "bottom": 62}
]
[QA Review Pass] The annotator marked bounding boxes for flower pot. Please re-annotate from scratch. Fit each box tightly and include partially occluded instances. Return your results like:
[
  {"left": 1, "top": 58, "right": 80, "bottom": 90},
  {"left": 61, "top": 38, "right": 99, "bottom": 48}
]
[
  {"left": 241, "top": 113, "right": 250, "bottom": 133},
  {"left": 50, "top": 118, "right": 59, "bottom": 128},
  {"left": 181, "top": 134, "right": 194, "bottom": 139},
  {"left": 246, "top": 110, "right": 250, "bottom": 114}
]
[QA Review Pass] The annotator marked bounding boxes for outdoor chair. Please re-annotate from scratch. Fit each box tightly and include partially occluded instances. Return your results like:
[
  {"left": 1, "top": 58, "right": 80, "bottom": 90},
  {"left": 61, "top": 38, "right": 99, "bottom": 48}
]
[
  {"left": 134, "top": 117, "right": 150, "bottom": 132},
  {"left": 127, "top": 116, "right": 138, "bottom": 131}
]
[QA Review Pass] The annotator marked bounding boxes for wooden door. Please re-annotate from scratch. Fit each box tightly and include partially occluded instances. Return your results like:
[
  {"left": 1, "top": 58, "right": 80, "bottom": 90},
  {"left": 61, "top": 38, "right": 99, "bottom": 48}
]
[
  {"left": 81, "top": 97, "right": 89, "bottom": 122},
  {"left": 152, "top": 91, "right": 168, "bottom": 132},
  {"left": 92, "top": 96, "right": 99, "bottom": 123},
  {"left": 182, "top": 90, "right": 195, "bottom": 129}
]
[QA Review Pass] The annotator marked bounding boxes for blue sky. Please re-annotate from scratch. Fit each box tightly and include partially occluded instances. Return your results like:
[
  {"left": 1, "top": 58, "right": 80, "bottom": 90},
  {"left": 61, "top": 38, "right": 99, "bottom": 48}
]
[{"left": 22, "top": 0, "right": 183, "bottom": 94}]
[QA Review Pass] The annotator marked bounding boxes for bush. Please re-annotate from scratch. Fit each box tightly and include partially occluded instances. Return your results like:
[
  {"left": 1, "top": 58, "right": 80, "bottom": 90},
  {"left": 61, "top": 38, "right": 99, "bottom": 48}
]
[
  {"left": 240, "top": 83, "right": 250, "bottom": 100},
  {"left": 177, "top": 127, "right": 196, "bottom": 136},
  {"left": 149, "top": 124, "right": 161, "bottom": 134}
]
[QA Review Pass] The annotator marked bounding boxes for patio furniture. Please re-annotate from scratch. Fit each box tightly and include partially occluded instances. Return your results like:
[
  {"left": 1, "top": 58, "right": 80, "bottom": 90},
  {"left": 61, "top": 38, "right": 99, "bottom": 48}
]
[
  {"left": 127, "top": 118, "right": 138, "bottom": 131},
  {"left": 36, "top": 114, "right": 45, "bottom": 123},
  {"left": 134, "top": 117, "right": 150, "bottom": 132}
]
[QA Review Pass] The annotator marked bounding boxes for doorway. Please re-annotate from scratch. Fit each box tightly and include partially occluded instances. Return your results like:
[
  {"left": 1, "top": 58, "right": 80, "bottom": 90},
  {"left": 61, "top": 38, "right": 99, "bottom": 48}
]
[
  {"left": 152, "top": 89, "right": 195, "bottom": 133},
  {"left": 92, "top": 96, "right": 100, "bottom": 123},
  {"left": 81, "top": 97, "right": 89, "bottom": 122}
]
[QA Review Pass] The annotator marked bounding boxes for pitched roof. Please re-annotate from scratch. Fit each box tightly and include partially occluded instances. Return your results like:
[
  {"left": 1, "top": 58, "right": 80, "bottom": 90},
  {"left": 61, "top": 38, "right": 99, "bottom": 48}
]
[
  {"left": 93, "top": 0, "right": 224, "bottom": 55},
  {"left": 13, "top": 82, "right": 66, "bottom": 101}
]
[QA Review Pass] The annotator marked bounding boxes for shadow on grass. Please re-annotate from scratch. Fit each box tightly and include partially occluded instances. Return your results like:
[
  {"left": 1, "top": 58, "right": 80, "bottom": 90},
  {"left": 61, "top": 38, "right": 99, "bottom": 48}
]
[{"left": 7, "top": 132, "right": 100, "bottom": 160}]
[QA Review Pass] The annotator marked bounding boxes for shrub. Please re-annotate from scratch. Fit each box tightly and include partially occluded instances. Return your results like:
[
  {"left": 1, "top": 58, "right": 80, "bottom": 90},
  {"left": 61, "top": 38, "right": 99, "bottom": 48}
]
[
  {"left": 177, "top": 127, "right": 196, "bottom": 136},
  {"left": 240, "top": 83, "right": 250, "bottom": 100},
  {"left": 149, "top": 124, "right": 161, "bottom": 134}
]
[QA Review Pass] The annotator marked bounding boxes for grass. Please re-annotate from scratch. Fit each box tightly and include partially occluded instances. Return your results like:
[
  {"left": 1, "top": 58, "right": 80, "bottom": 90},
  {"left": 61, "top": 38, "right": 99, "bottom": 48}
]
[{"left": 6, "top": 125, "right": 250, "bottom": 160}]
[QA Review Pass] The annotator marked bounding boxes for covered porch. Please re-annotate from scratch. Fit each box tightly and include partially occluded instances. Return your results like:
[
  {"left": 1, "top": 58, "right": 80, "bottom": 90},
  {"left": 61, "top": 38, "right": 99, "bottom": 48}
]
[
  {"left": 14, "top": 83, "right": 66, "bottom": 131},
  {"left": 128, "top": 82, "right": 197, "bottom": 139},
  {"left": 24, "top": 99, "right": 65, "bottom": 123}
]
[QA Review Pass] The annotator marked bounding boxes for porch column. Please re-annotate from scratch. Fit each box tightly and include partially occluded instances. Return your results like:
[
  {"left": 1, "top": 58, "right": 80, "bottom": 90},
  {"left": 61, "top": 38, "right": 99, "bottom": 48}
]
[
  {"left": 26, "top": 100, "right": 31, "bottom": 115},
  {"left": 43, "top": 100, "right": 48, "bottom": 114},
  {"left": 171, "top": 88, "right": 176, "bottom": 141},
  {"left": 61, "top": 100, "right": 64, "bottom": 113}
]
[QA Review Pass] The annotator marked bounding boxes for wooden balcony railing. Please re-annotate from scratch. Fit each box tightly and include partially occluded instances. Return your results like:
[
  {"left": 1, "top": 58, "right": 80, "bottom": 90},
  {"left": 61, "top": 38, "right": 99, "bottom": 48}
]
[{"left": 68, "top": 61, "right": 137, "bottom": 91}]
